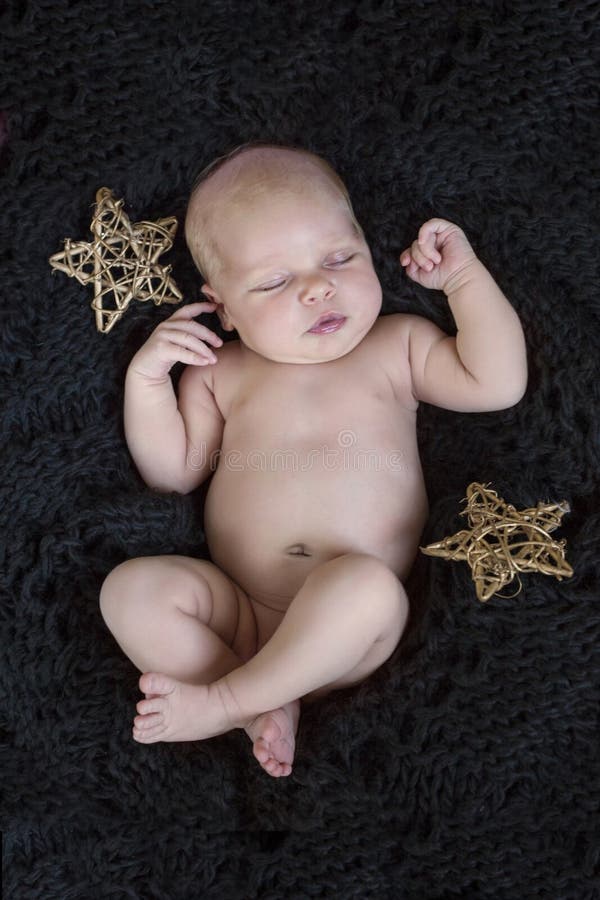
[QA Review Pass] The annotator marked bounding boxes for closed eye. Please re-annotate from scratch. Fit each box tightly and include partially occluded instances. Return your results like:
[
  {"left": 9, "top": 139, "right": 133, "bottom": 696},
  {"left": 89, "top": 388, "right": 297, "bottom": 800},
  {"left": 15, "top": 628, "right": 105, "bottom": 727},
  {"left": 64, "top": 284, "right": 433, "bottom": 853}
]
[
  {"left": 259, "top": 282, "right": 285, "bottom": 292},
  {"left": 330, "top": 254, "right": 355, "bottom": 266},
  {"left": 256, "top": 255, "right": 356, "bottom": 292}
]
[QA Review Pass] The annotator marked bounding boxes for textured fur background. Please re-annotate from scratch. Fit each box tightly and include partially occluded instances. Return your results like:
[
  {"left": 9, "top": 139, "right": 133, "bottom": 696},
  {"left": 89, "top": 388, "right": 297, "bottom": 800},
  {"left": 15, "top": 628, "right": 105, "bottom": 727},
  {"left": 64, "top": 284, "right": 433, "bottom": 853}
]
[{"left": 2, "top": 1, "right": 599, "bottom": 897}]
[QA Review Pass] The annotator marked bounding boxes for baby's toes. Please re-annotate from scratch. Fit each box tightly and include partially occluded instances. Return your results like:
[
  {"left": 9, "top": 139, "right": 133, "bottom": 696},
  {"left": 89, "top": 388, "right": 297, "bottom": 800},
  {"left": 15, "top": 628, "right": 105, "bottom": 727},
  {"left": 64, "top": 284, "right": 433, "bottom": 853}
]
[
  {"left": 254, "top": 743, "right": 292, "bottom": 777},
  {"left": 252, "top": 737, "right": 270, "bottom": 765},
  {"left": 136, "top": 696, "right": 165, "bottom": 717},
  {"left": 133, "top": 711, "right": 163, "bottom": 732},
  {"left": 139, "top": 672, "right": 176, "bottom": 697},
  {"left": 132, "top": 707, "right": 170, "bottom": 742},
  {"left": 268, "top": 759, "right": 291, "bottom": 778},
  {"left": 263, "top": 756, "right": 280, "bottom": 776},
  {"left": 133, "top": 723, "right": 166, "bottom": 744}
]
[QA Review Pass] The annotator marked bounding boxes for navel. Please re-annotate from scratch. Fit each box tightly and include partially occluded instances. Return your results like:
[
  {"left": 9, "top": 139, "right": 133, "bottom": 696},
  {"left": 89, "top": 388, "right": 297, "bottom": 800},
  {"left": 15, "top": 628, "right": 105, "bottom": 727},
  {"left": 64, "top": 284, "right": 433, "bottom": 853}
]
[{"left": 285, "top": 543, "right": 312, "bottom": 557}]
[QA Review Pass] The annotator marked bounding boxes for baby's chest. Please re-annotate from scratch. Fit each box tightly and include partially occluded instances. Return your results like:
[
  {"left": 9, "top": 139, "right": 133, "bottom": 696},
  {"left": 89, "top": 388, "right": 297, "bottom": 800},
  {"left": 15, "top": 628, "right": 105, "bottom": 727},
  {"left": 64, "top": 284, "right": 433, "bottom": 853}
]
[{"left": 226, "top": 373, "right": 407, "bottom": 453}]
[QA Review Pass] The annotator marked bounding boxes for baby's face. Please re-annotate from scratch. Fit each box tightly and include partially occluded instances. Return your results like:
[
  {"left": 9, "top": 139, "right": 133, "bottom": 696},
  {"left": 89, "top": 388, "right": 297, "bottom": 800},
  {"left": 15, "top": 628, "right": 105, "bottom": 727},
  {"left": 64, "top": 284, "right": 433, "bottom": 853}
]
[{"left": 199, "top": 187, "right": 382, "bottom": 364}]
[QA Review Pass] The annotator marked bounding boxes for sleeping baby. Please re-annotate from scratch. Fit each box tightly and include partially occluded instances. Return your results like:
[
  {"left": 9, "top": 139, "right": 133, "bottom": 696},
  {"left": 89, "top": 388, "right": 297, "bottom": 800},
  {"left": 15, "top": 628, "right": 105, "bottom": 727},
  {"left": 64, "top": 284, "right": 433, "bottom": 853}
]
[{"left": 100, "top": 141, "right": 527, "bottom": 777}]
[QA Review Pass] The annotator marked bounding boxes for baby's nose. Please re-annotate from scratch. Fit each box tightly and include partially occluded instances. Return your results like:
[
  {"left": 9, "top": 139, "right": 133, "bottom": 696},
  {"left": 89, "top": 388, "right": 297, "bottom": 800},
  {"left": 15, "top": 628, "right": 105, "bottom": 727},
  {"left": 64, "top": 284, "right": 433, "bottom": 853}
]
[{"left": 300, "top": 278, "right": 336, "bottom": 304}]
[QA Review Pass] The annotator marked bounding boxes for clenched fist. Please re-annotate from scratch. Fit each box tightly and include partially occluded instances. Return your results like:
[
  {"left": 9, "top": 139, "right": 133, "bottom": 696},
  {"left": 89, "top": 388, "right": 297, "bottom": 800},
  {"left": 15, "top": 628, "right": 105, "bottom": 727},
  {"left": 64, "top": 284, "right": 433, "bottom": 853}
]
[{"left": 400, "top": 218, "right": 479, "bottom": 294}]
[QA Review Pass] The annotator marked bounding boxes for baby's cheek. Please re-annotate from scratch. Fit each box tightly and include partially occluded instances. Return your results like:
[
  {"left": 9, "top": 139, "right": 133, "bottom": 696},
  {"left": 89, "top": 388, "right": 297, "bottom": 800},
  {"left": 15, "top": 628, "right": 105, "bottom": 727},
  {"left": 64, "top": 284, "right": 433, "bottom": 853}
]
[{"left": 362, "top": 272, "right": 383, "bottom": 312}]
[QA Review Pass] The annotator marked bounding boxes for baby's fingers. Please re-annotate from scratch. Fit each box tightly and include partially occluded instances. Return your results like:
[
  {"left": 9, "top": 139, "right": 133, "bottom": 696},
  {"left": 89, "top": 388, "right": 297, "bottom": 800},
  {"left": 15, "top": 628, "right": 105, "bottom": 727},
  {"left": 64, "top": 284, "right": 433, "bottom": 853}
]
[
  {"left": 169, "top": 301, "right": 218, "bottom": 320},
  {"left": 416, "top": 230, "right": 442, "bottom": 267},
  {"left": 161, "top": 327, "right": 219, "bottom": 364},
  {"left": 399, "top": 255, "right": 417, "bottom": 284},
  {"left": 165, "top": 318, "right": 223, "bottom": 348},
  {"left": 400, "top": 241, "right": 438, "bottom": 273}
]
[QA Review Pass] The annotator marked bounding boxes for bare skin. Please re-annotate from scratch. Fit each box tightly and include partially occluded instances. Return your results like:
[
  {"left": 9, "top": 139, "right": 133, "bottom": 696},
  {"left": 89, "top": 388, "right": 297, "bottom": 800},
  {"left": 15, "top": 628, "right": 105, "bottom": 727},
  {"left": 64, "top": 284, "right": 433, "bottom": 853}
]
[
  {"left": 100, "top": 148, "right": 527, "bottom": 776},
  {"left": 138, "top": 678, "right": 301, "bottom": 778}
]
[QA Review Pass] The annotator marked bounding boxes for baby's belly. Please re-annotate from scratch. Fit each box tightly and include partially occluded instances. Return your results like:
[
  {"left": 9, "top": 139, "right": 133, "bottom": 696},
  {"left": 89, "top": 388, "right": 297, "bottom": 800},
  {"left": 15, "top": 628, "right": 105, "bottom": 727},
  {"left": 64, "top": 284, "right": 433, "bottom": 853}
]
[{"left": 203, "top": 460, "right": 428, "bottom": 609}]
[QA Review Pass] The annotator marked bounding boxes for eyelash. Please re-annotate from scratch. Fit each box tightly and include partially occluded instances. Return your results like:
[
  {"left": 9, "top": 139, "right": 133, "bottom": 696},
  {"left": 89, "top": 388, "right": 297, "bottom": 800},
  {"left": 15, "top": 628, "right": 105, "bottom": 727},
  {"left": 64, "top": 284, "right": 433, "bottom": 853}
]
[{"left": 259, "top": 255, "right": 355, "bottom": 292}]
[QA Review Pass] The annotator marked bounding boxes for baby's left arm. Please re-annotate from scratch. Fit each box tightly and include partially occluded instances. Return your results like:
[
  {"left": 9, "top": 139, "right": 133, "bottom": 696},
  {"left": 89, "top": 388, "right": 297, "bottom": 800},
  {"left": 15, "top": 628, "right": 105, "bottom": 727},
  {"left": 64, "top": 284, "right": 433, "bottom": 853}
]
[{"left": 400, "top": 218, "right": 527, "bottom": 412}]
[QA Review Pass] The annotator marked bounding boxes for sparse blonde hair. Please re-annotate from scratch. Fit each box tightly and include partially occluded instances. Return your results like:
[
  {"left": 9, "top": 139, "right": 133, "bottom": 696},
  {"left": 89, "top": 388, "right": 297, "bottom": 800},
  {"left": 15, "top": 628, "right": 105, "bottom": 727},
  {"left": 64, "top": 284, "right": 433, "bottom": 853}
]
[{"left": 184, "top": 140, "right": 364, "bottom": 285}]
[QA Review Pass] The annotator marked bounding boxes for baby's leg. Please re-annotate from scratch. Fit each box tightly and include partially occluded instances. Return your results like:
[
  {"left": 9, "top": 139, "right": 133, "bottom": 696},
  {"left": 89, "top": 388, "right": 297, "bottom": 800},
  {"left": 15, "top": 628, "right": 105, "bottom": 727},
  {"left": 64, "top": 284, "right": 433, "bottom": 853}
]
[
  {"left": 221, "top": 553, "right": 409, "bottom": 717},
  {"left": 100, "top": 555, "right": 256, "bottom": 684},
  {"left": 134, "top": 553, "right": 408, "bottom": 746},
  {"left": 99, "top": 556, "right": 299, "bottom": 776}
]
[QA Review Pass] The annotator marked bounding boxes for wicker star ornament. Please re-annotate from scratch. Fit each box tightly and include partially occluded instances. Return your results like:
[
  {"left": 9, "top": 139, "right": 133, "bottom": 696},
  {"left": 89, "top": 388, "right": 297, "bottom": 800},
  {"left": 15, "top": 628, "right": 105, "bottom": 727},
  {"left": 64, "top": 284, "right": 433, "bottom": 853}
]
[
  {"left": 49, "top": 188, "right": 183, "bottom": 333},
  {"left": 421, "top": 483, "right": 573, "bottom": 601}
]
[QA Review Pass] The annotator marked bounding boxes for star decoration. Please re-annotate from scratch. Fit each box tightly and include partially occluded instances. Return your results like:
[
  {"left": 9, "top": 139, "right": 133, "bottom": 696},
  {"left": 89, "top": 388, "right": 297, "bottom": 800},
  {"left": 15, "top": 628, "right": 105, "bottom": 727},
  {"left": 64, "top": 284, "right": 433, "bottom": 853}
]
[
  {"left": 421, "top": 482, "right": 573, "bottom": 601},
  {"left": 49, "top": 187, "right": 183, "bottom": 333}
]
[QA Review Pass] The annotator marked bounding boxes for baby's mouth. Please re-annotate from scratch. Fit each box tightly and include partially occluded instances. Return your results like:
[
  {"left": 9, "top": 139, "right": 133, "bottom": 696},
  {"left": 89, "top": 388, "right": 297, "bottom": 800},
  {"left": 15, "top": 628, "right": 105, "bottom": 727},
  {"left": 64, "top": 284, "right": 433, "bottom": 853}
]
[{"left": 307, "top": 312, "right": 346, "bottom": 334}]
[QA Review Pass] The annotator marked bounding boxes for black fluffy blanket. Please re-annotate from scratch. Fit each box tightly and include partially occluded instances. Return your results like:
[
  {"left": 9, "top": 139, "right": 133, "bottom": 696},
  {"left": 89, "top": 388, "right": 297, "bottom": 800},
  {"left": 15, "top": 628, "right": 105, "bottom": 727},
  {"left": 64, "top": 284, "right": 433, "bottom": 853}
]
[{"left": 2, "top": 2, "right": 599, "bottom": 897}]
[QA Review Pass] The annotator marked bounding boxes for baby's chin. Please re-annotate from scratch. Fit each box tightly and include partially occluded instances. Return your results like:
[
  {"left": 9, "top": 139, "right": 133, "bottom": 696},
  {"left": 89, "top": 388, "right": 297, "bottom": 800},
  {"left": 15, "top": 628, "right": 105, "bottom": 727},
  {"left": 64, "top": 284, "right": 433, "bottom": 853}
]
[
  {"left": 245, "top": 341, "right": 361, "bottom": 366},
  {"left": 241, "top": 321, "right": 377, "bottom": 365}
]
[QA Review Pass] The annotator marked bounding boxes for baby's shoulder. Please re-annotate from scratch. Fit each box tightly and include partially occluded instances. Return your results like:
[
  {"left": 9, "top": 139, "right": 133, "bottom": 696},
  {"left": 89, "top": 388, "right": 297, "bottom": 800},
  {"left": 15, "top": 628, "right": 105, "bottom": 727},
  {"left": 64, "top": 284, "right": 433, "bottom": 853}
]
[
  {"left": 365, "top": 313, "right": 428, "bottom": 403},
  {"left": 178, "top": 337, "right": 242, "bottom": 420},
  {"left": 213, "top": 336, "right": 243, "bottom": 365},
  {"left": 370, "top": 311, "right": 437, "bottom": 351},
  {"left": 369, "top": 311, "right": 415, "bottom": 351}
]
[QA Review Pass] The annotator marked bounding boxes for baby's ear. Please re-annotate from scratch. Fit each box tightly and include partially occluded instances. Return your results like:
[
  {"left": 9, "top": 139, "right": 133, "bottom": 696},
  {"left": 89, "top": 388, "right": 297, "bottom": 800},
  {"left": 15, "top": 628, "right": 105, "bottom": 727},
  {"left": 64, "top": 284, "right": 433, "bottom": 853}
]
[
  {"left": 200, "top": 282, "right": 217, "bottom": 302},
  {"left": 200, "top": 284, "right": 235, "bottom": 331},
  {"left": 214, "top": 305, "right": 236, "bottom": 332}
]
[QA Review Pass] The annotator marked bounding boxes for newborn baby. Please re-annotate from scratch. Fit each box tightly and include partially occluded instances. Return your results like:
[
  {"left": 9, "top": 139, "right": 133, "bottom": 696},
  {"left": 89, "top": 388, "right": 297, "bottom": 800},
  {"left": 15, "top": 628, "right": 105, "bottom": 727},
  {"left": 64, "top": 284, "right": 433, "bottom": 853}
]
[{"left": 100, "top": 142, "right": 527, "bottom": 777}]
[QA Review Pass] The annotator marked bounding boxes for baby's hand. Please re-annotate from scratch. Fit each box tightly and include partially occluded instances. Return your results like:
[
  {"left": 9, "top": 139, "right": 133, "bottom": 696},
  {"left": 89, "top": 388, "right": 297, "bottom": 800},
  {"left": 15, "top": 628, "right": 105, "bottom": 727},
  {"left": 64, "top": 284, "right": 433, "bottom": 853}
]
[
  {"left": 129, "top": 301, "right": 223, "bottom": 381},
  {"left": 400, "top": 218, "right": 478, "bottom": 294}
]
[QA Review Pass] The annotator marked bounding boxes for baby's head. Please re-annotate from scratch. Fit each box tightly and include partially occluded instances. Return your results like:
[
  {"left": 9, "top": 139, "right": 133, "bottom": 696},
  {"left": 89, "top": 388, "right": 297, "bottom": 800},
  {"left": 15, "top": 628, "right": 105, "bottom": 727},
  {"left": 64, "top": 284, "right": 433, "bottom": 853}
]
[{"left": 185, "top": 141, "right": 382, "bottom": 364}]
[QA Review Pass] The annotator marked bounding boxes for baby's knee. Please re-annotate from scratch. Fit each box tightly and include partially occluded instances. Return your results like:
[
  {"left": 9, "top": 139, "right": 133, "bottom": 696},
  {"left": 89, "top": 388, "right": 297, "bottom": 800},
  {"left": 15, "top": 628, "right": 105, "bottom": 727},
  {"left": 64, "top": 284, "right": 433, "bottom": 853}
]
[
  {"left": 351, "top": 555, "right": 407, "bottom": 619},
  {"left": 311, "top": 552, "right": 407, "bottom": 617},
  {"left": 99, "top": 557, "right": 150, "bottom": 622},
  {"left": 331, "top": 552, "right": 400, "bottom": 588},
  {"left": 346, "top": 554, "right": 408, "bottom": 634}
]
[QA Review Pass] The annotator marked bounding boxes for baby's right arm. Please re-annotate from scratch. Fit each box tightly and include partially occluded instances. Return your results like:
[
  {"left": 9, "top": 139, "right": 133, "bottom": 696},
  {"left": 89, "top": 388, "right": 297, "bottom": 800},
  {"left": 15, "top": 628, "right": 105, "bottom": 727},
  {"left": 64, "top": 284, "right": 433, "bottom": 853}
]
[{"left": 124, "top": 302, "right": 224, "bottom": 493}]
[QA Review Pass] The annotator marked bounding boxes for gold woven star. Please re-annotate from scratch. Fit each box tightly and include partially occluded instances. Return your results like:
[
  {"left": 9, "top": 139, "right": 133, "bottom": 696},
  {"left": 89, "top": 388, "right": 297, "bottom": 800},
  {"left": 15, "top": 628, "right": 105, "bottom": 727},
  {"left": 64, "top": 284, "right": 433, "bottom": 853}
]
[
  {"left": 421, "top": 482, "right": 573, "bottom": 601},
  {"left": 49, "top": 187, "right": 183, "bottom": 333}
]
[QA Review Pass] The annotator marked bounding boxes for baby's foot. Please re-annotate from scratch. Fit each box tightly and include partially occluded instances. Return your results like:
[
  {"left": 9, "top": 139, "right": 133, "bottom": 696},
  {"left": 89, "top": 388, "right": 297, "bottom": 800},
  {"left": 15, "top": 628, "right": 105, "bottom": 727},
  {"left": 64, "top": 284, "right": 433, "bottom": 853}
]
[
  {"left": 245, "top": 700, "right": 301, "bottom": 778},
  {"left": 132, "top": 672, "right": 236, "bottom": 744}
]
